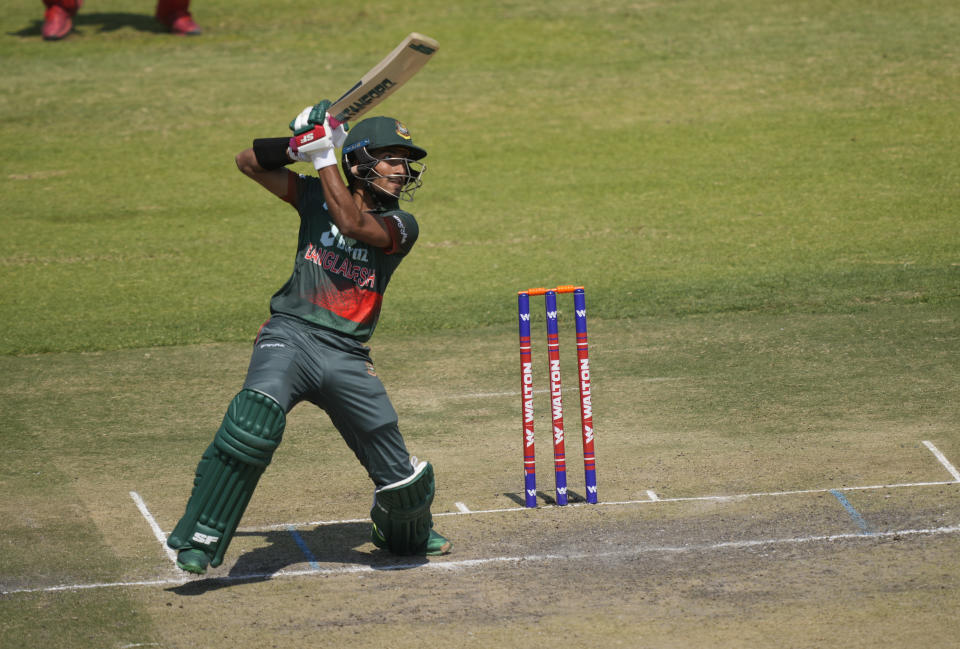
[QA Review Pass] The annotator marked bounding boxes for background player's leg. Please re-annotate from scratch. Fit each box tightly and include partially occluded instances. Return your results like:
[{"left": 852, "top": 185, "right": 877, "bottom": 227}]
[
  {"left": 154, "top": 0, "right": 201, "bottom": 35},
  {"left": 41, "top": 0, "right": 82, "bottom": 41}
]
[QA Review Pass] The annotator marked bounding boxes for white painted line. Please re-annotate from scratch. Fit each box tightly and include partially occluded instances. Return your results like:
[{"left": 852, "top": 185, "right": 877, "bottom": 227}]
[
  {"left": 146, "top": 442, "right": 960, "bottom": 540},
  {"left": 436, "top": 506, "right": 527, "bottom": 517},
  {"left": 5, "top": 523, "right": 959, "bottom": 596},
  {"left": 232, "top": 478, "right": 960, "bottom": 532},
  {"left": 449, "top": 389, "right": 549, "bottom": 399},
  {"left": 3, "top": 577, "right": 190, "bottom": 595},
  {"left": 455, "top": 502, "right": 472, "bottom": 513},
  {"left": 245, "top": 507, "right": 528, "bottom": 532},
  {"left": 448, "top": 379, "right": 678, "bottom": 400},
  {"left": 130, "top": 491, "right": 177, "bottom": 565},
  {"left": 238, "top": 516, "right": 370, "bottom": 532},
  {"left": 923, "top": 441, "right": 960, "bottom": 481},
  {"left": 594, "top": 479, "right": 960, "bottom": 508}
]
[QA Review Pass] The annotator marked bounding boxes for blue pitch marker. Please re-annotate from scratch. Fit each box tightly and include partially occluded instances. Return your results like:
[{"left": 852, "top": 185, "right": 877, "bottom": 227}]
[
  {"left": 830, "top": 490, "right": 873, "bottom": 535},
  {"left": 287, "top": 525, "right": 321, "bottom": 570}
]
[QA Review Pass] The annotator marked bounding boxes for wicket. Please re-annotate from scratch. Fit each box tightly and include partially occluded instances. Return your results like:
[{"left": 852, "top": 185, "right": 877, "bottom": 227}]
[{"left": 517, "top": 285, "right": 597, "bottom": 507}]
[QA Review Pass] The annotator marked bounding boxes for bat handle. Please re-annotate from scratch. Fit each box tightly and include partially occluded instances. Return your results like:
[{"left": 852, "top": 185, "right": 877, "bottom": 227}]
[{"left": 327, "top": 115, "right": 343, "bottom": 129}]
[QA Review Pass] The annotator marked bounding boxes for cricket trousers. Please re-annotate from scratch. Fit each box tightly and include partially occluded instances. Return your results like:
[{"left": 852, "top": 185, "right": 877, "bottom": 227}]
[{"left": 244, "top": 314, "right": 413, "bottom": 486}]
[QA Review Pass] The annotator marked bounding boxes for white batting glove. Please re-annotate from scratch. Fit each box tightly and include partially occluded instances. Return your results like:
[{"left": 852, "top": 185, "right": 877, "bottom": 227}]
[
  {"left": 329, "top": 119, "right": 349, "bottom": 148},
  {"left": 288, "top": 101, "right": 349, "bottom": 170}
]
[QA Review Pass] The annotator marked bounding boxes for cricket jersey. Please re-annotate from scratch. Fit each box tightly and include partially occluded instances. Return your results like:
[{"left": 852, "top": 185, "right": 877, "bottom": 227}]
[{"left": 268, "top": 173, "right": 418, "bottom": 342}]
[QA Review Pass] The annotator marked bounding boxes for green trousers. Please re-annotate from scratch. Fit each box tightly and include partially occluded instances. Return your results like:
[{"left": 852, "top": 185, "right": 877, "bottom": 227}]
[{"left": 244, "top": 314, "right": 413, "bottom": 486}]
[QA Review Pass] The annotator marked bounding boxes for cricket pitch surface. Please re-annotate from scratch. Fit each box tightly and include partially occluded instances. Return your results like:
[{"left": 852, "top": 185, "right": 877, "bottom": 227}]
[{"left": 10, "top": 447, "right": 960, "bottom": 649}]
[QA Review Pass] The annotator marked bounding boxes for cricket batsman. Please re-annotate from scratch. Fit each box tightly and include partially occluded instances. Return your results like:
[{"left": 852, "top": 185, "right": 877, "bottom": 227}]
[{"left": 165, "top": 100, "right": 452, "bottom": 574}]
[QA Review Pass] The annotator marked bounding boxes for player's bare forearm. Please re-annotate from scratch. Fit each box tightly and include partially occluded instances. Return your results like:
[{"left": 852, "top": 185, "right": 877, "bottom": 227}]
[{"left": 317, "top": 166, "right": 391, "bottom": 248}]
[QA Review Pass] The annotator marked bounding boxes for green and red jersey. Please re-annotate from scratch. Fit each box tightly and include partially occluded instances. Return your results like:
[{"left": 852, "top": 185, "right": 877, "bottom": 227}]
[{"left": 268, "top": 173, "right": 418, "bottom": 342}]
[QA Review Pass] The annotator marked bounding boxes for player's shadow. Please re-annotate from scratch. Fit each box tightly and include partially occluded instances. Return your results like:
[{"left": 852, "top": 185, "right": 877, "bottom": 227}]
[
  {"left": 167, "top": 521, "right": 428, "bottom": 595},
  {"left": 504, "top": 490, "right": 588, "bottom": 506},
  {"left": 11, "top": 12, "right": 166, "bottom": 38}
]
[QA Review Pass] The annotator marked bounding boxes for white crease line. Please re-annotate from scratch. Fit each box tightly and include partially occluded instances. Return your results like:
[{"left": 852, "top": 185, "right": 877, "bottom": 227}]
[
  {"left": 238, "top": 516, "right": 370, "bottom": 532},
  {"left": 137, "top": 443, "right": 960, "bottom": 563},
  {"left": 455, "top": 502, "right": 472, "bottom": 513},
  {"left": 449, "top": 389, "right": 549, "bottom": 399},
  {"left": 253, "top": 444, "right": 957, "bottom": 528},
  {"left": 435, "top": 506, "right": 527, "bottom": 517},
  {"left": 923, "top": 441, "right": 960, "bottom": 481},
  {"left": 598, "top": 480, "right": 960, "bottom": 506},
  {"left": 6, "top": 523, "right": 960, "bottom": 596},
  {"left": 447, "top": 379, "right": 678, "bottom": 400},
  {"left": 130, "top": 491, "right": 177, "bottom": 565},
  {"left": 610, "top": 478, "right": 959, "bottom": 505},
  {"left": 231, "top": 479, "right": 960, "bottom": 532},
  {"left": 2, "top": 578, "right": 188, "bottom": 595}
]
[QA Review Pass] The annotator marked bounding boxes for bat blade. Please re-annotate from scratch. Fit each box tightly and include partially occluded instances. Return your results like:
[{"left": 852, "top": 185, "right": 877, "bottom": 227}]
[{"left": 328, "top": 32, "right": 439, "bottom": 126}]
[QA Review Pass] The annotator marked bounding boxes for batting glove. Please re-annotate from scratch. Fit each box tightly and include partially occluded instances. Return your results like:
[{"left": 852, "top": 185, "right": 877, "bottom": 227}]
[{"left": 288, "top": 100, "right": 350, "bottom": 170}]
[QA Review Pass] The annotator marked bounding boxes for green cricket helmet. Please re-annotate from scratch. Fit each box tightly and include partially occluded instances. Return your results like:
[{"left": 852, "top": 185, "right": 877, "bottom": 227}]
[{"left": 341, "top": 116, "right": 427, "bottom": 202}]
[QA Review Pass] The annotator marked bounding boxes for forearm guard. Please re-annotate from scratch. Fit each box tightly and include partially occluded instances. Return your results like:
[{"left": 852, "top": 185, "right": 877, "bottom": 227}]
[{"left": 253, "top": 137, "right": 294, "bottom": 170}]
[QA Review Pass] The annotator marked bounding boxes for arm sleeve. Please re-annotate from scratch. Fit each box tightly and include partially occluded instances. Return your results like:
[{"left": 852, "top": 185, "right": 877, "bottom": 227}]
[
  {"left": 252, "top": 137, "right": 293, "bottom": 170},
  {"left": 381, "top": 211, "right": 419, "bottom": 256}
]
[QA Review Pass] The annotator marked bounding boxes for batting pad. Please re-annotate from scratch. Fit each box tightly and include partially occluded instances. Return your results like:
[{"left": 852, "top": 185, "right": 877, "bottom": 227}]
[
  {"left": 167, "top": 389, "right": 285, "bottom": 567},
  {"left": 370, "top": 459, "right": 436, "bottom": 555}
]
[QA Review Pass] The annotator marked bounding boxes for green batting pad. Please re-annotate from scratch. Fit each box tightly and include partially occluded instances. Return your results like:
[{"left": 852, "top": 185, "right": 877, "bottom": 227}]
[
  {"left": 370, "top": 460, "right": 435, "bottom": 555},
  {"left": 167, "top": 390, "right": 285, "bottom": 567}
]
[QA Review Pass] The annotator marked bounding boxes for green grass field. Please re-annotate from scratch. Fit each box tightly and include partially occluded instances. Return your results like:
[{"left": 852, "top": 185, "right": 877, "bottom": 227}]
[{"left": 1, "top": 1, "right": 958, "bottom": 647}]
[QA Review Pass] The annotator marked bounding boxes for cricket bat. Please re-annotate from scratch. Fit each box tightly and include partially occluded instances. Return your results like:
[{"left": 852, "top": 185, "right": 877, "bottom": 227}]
[{"left": 327, "top": 33, "right": 439, "bottom": 127}]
